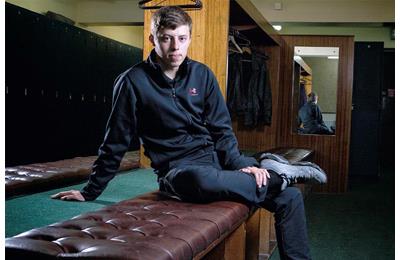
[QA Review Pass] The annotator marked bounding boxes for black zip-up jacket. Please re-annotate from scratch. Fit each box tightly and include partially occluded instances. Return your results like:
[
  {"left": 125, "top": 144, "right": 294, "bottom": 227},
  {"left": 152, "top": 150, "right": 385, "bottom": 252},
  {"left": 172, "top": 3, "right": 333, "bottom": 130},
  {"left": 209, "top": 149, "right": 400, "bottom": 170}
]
[
  {"left": 298, "top": 101, "right": 331, "bottom": 134},
  {"left": 81, "top": 50, "right": 258, "bottom": 201}
]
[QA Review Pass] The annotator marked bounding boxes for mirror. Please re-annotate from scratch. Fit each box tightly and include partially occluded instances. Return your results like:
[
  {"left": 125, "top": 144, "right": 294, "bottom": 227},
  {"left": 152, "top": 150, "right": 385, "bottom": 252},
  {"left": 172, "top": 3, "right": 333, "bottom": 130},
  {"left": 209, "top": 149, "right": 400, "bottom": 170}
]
[{"left": 292, "top": 46, "right": 339, "bottom": 135}]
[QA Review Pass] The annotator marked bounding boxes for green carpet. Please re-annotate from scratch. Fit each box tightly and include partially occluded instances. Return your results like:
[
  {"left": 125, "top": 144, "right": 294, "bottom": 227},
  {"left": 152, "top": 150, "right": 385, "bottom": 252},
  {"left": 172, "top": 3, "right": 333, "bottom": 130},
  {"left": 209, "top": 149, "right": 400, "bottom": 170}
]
[
  {"left": 270, "top": 167, "right": 395, "bottom": 260},
  {"left": 5, "top": 168, "right": 158, "bottom": 237}
]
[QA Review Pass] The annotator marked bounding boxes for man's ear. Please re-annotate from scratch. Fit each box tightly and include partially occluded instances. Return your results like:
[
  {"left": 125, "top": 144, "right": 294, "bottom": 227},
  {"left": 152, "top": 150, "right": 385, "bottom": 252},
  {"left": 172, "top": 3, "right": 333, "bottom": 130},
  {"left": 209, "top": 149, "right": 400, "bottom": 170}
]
[{"left": 149, "top": 34, "right": 155, "bottom": 46}]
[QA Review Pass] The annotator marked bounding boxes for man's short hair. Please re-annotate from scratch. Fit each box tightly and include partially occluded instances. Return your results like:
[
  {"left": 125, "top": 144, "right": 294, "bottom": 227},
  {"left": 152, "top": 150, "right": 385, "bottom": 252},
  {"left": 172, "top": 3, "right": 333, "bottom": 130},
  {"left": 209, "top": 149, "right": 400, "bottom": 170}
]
[
  {"left": 151, "top": 6, "right": 192, "bottom": 35},
  {"left": 307, "top": 92, "right": 318, "bottom": 103}
]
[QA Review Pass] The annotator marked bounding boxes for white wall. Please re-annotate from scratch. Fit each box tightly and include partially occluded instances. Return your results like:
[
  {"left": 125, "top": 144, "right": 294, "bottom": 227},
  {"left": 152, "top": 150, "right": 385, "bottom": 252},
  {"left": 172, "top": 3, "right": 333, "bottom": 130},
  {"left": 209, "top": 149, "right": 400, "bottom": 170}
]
[
  {"left": 250, "top": 0, "right": 394, "bottom": 48},
  {"left": 279, "top": 24, "right": 394, "bottom": 48},
  {"left": 5, "top": 0, "right": 144, "bottom": 48},
  {"left": 85, "top": 25, "right": 144, "bottom": 48},
  {"left": 251, "top": 0, "right": 394, "bottom": 23},
  {"left": 6, "top": 0, "right": 78, "bottom": 20},
  {"left": 76, "top": 0, "right": 143, "bottom": 24}
]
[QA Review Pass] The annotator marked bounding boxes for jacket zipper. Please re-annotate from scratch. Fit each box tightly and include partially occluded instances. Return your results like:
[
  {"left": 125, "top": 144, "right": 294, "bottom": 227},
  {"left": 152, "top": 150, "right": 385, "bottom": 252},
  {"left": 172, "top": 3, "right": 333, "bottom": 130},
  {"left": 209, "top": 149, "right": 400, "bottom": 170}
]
[{"left": 171, "top": 84, "right": 193, "bottom": 126}]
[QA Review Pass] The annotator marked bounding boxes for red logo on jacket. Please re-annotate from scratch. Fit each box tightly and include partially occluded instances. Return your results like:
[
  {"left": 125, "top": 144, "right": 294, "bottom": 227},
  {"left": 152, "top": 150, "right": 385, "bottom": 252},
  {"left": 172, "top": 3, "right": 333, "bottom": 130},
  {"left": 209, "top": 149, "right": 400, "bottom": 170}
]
[{"left": 188, "top": 88, "right": 199, "bottom": 96}]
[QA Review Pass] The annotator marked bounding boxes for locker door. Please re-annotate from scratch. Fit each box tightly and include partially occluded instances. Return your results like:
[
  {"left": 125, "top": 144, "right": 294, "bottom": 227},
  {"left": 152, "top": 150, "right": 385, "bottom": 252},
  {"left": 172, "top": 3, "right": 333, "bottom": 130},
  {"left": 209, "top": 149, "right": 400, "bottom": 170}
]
[{"left": 349, "top": 42, "right": 383, "bottom": 177}]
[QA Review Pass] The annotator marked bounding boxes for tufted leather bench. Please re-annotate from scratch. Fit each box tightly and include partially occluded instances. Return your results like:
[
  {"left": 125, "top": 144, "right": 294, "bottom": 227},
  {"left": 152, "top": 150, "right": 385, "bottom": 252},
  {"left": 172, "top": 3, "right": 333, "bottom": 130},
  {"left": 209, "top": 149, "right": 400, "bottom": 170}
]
[
  {"left": 6, "top": 191, "right": 249, "bottom": 260},
  {"left": 5, "top": 151, "right": 140, "bottom": 199},
  {"left": 5, "top": 147, "right": 314, "bottom": 260}
]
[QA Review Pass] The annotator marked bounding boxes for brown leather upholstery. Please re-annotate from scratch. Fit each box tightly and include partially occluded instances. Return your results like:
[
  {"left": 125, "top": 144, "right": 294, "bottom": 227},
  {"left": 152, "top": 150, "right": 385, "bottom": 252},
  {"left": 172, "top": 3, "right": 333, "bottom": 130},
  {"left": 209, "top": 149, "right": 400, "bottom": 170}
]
[
  {"left": 5, "top": 151, "right": 139, "bottom": 198},
  {"left": 5, "top": 191, "right": 249, "bottom": 260},
  {"left": 5, "top": 147, "right": 314, "bottom": 259},
  {"left": 253, "top": 147, "right": 314, "bottom": 164}
]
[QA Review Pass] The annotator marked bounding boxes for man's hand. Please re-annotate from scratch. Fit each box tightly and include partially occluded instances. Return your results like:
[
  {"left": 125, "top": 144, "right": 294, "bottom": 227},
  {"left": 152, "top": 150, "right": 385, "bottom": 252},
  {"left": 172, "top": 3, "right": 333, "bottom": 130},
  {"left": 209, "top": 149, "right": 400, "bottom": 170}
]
[
  {"left": 240, "top": 166, "right": 270, "bottom": 188},
  {"left": 51, "top": 190, "right": 85, "bottom": 201}
]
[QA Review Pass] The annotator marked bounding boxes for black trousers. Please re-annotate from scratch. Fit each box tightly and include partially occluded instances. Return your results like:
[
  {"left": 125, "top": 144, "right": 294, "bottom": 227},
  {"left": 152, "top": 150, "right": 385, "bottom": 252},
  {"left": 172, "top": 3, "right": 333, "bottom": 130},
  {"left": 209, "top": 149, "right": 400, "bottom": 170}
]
[{"left": 158, "top": 151, "right": 311, "bottom": 259}]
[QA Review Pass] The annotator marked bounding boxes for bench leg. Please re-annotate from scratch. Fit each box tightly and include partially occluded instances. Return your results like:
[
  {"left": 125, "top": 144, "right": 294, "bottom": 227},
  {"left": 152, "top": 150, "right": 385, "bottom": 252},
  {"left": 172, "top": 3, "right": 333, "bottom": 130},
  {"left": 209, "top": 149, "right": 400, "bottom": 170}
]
[
  {"left": 245, "top": 208, "right": 277, "bottom": 260},
  {"left": 245, "top": 209, "right": 260, "bottom": 260},
  {"left": 203, "top": 223, "right": 246, "bottom": 260},
  {"left": 267, "top": 210, "right": 277, "bottom": 258}
]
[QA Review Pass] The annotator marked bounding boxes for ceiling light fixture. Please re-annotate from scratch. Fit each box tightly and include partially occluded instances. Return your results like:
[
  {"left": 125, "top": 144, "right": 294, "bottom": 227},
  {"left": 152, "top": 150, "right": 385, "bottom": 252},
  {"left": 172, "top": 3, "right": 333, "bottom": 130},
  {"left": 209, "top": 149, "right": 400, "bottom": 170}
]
[{"left": 273, "top": 25, "right": 282, "bottom": 31}]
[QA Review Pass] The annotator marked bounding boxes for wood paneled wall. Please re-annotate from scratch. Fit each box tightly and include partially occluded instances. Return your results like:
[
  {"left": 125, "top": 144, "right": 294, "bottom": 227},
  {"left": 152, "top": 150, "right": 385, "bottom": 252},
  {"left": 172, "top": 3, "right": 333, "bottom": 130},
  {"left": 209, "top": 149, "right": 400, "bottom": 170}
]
[
  {"left": 232, "top": 44, "right": 281, "bottom": 152},
  {"left": 278, "top": 35, "right": 354, "bottom": 193},
  {"left": 140, "top": 0, "right": 230, "bottom": 167}
]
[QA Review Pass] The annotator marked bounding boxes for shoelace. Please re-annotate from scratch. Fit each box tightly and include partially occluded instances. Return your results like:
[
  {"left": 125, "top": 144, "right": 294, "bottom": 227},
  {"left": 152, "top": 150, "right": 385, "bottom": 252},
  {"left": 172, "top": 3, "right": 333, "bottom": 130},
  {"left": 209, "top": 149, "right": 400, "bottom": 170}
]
[
  {"left": 281, "top": 173, "right": 297, "bottom": 185},
  {"left": 280, "top": 173, "right": 303, "bottom": 190}
]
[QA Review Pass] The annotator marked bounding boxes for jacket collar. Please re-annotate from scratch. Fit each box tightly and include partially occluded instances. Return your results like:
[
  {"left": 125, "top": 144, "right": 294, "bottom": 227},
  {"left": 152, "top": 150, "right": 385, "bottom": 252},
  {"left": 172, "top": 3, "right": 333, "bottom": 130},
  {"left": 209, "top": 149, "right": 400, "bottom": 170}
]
[{"left": 146, "top": 49, "right": 191, "bottom": 78}]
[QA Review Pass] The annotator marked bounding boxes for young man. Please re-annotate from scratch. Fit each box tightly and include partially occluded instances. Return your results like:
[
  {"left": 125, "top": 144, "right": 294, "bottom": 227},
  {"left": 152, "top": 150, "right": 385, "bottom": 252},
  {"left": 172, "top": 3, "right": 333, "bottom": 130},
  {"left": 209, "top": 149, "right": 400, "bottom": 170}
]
[
  {"left": 52, "top": 6, "right": 313, "bottom": 259},
  {"left": 298, "top": 92, "right": 334, "bottom": 135}
]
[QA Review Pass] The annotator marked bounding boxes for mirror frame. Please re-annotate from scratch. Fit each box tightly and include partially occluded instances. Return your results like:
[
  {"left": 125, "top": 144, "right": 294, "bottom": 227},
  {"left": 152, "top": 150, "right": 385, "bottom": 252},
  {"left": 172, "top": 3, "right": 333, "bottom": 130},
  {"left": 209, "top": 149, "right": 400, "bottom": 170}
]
[{"left": 292, "top": 46, "right": 340, "bottom": 136}]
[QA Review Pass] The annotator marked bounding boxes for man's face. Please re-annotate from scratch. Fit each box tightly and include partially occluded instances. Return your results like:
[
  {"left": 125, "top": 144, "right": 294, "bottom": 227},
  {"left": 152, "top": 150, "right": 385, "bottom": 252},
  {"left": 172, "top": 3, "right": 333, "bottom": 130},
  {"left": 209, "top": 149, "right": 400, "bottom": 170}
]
[{"left": 150, "top": 25, "right": 191, "bottom": 69}]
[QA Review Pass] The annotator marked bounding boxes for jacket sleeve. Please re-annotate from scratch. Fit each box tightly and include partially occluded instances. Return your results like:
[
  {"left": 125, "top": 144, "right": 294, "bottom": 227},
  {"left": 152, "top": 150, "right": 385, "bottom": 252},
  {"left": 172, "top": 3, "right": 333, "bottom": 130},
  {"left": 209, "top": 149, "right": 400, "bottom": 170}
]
[
  {"left": 204, "top": 69, "right": 259, "bottom": 170},
  {"left": 81, "top": 74, "right": 136, "bottom": 201},
  {"left": 315, "top": 105, "right": 327, "bottom": 127},
  {"left": 297, "top": 110, "right": 303, "bottom": 127}
]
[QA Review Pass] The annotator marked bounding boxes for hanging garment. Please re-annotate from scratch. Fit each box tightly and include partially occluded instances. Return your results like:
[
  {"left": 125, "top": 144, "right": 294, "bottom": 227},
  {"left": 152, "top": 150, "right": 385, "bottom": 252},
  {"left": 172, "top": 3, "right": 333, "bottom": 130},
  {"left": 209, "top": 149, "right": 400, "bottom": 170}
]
[
  {"left": 227, "top": 50, "right": 272, "bottom": 127},
  {"left": 227, "top": 52, "right": 247, "bottom": 116},
  {"left": 244, "top": 51, "right": 272, "bottom": 127}
]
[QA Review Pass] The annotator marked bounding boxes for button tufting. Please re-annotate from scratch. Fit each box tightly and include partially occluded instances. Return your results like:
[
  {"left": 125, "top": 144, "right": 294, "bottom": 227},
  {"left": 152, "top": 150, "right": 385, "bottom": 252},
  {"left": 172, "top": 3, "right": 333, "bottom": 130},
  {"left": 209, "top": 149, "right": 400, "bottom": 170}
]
[{"left": 6, "top": 191, "right": 249, "bottom": 259}]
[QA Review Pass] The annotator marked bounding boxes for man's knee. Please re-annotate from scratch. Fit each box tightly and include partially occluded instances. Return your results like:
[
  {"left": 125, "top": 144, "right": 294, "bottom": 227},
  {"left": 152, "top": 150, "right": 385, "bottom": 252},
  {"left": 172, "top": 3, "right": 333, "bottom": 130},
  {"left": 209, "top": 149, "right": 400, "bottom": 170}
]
[
  {"left": 175, "top": 166, "right": 220, "bottom": 191},
  {"left": 171, "top": 165, "right": 230, "bottom": 202}
]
